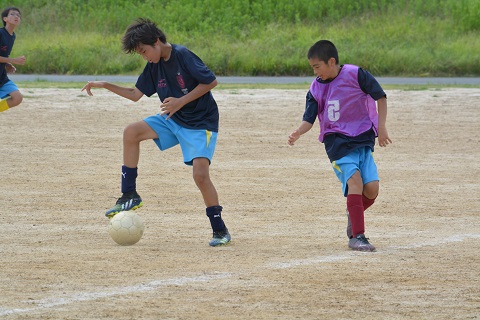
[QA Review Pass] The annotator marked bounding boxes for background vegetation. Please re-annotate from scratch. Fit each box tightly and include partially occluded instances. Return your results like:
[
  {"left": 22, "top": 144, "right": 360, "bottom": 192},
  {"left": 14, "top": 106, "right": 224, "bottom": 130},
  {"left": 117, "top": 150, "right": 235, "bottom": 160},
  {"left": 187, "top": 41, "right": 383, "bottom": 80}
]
[{"left": 2, "top": 0, "right": 479, "bottom": 76}]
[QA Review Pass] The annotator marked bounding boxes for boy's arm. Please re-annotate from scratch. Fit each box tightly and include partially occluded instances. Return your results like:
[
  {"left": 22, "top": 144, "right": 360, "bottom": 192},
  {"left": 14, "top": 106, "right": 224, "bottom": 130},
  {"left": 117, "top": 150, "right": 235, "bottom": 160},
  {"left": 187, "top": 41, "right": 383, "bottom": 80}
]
[
  {"left": 358, "top": 68, "right": 392, "bottom": 147},
  {"left": 160, "top": 79, "right": 218, "bottom": 119},
  {"left": 0, "top": 56, "right": 26, "bottom": 65},
  {"left": 288, "top": 121, "right": 314, "bottom": 146},
  {"left": 377, "top": 97, "right": 392, "bottom": 147},
  {"left": 5, "top": 63, "right": 16, "bottom": 73},
  {"left": 82, "top": 81, "right": 144, "bottom": 102},
  {"left": 288, "top": 90, "right": 318, "bottom": 145}
]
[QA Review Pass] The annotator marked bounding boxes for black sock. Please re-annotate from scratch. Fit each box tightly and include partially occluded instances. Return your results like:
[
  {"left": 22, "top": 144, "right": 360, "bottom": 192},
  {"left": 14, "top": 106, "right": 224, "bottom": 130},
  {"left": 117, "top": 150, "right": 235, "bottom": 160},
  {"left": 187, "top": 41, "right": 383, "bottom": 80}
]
[
  {"left": 206, "top": 205, "right": 226, "bottom": 232},
  {"left": 121, "top": 165, "right": 138, "bottom": 193}
]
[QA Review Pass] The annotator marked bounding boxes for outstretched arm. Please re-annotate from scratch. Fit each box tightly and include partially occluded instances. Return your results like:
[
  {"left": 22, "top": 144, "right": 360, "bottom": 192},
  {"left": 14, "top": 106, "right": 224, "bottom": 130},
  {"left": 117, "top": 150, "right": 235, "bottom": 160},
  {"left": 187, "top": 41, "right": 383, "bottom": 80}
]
[
  {"left": 81, "top": 81, "right": 144, "bottom": 102},
  {"left": 288, "top": 121, "right": 314, "bottom": 146},
  {"left": 0, "top": 55, "right": 26, "bottom": 66}
]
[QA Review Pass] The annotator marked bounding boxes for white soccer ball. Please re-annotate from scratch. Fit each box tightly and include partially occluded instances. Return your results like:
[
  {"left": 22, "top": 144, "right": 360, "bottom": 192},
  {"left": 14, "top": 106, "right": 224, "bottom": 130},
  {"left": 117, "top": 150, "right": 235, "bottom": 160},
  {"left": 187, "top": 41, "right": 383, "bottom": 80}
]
[{"left": 108, "top": 211, "right": 145, "bottom": 246}]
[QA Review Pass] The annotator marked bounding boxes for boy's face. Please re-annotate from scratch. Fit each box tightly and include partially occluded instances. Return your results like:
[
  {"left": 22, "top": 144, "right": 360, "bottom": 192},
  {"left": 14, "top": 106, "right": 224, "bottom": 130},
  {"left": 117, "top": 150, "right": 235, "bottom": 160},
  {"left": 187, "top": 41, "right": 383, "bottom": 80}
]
[
  {"left": 308, "top": 57, "right": 337, "bottom": 81},
  {"left": 136, "top": 39, "right": 161, "bottom": 63},
  {"left": 3, "top": 10, "right": 21, "bottom": 27}
]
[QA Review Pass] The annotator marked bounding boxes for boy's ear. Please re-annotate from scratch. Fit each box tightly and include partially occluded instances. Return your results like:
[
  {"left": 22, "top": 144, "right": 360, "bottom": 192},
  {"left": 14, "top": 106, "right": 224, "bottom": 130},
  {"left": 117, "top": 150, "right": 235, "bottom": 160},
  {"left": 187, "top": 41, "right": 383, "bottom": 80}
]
[{"left": 328, "top": 57, "right": 337, "bottom": 66}]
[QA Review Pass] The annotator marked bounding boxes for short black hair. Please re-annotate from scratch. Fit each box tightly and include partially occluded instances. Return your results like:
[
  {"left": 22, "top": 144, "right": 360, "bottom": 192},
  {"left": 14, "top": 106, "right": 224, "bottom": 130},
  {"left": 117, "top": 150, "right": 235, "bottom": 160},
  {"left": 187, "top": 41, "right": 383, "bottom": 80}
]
[
  {"left": 122, "top": 18, "right": 167, "bottom": 54},
  {"left": 307, "top": 40, "right": 339, "bottom": 65},
  {"left": 2, "top": 6, "right": 21, "bottom": 27}
]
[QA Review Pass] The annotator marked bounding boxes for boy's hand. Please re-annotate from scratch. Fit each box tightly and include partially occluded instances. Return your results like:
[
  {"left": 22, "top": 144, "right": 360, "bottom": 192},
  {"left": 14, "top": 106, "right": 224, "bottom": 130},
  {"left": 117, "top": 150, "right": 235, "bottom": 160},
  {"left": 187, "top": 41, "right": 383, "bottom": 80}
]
[
  {"left": 81, "top": 81, "right": 105, "bottom": 96},
  {"left": 160, "top": 97, "right": 183, "bottom": 119},
  {"left": 12, "top": 56, "right": 26, "bottom": 65},
  {"left": 5, "top": 63, "right": 16, "bottom": 74},
  {"left": 288, "top": 130, "right": 301, "bottom": 146},
  {"left": 377, "top": 126, "right": 392, "bottom": 147}
]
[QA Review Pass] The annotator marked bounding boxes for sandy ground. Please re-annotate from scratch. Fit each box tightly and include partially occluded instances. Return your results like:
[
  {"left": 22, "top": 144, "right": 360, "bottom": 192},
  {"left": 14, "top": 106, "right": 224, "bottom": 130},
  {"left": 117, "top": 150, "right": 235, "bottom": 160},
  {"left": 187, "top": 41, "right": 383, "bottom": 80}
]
[{"left": 0, "top": 87, "right": 479, "bottom": 319}]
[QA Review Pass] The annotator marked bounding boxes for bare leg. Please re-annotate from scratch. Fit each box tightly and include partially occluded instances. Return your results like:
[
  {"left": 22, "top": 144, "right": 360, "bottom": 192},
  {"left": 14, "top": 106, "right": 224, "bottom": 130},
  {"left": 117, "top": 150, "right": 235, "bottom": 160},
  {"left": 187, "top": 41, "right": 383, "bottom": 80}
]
[
  {"left": 122, "top": 120, "right": 158, "bottom": 168},
  {"left": 6, "top": 90, "right": 23, "bottom": 108},
  {"left": 347, "top": 171, "right": 363, "bottom": 195},
  {"left": 363, "top": 180, "right": 379, "bottom": 199},
  {"left": 192, "top": 157, "right": 219, "bottom": 207}
]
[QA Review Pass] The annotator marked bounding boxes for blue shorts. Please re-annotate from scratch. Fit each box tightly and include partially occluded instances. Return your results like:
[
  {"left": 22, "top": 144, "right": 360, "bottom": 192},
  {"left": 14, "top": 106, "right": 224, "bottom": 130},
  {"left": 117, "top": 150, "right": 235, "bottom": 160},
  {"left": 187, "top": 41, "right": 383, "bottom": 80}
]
[
  {"left": 0, "top": 80, "right": 19, "bottom": 99},
  {"left": 331, "top": 147, "right": 379, "bottom": 197},
  {"left": 144, "top": 114, "right": 217, "bottom": 166}
]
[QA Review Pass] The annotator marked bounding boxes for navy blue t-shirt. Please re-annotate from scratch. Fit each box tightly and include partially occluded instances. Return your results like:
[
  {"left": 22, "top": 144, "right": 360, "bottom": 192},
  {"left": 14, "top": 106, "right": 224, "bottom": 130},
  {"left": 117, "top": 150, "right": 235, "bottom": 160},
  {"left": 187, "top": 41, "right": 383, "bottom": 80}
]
[
  {"left": 135, "top": 44, "right": 219, "bottom": 132},
  {"left": 303, "top": 65, "right": 386, "bottom": 162},
  {"left": 0, "top": 28, "right": 16, "bottom": 86}
]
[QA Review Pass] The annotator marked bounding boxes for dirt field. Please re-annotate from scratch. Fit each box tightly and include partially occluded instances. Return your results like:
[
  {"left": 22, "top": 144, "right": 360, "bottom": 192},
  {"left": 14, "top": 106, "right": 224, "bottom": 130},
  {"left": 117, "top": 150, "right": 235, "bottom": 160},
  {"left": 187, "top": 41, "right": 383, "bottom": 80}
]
[{"left": 0, "top": 87, "right": 479, "bottom": 319}]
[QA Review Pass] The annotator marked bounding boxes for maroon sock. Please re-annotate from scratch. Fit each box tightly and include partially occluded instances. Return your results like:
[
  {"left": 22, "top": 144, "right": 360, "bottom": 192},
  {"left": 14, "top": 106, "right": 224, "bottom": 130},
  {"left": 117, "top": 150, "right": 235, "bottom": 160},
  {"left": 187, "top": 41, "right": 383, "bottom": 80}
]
[
  {"left": 362, "top": 194, "right": 376, "bottom": 211},
  {"left": 347, "top": 194, "right": 365, "bottom": 237}
]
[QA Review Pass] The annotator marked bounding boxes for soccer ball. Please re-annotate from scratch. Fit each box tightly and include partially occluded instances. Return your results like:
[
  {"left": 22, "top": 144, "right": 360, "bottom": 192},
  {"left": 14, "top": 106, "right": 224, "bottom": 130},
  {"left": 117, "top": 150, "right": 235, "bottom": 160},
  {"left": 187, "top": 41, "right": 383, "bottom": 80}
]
[{"left": 108, "top": 211, "right": 145, "bottom": 246}]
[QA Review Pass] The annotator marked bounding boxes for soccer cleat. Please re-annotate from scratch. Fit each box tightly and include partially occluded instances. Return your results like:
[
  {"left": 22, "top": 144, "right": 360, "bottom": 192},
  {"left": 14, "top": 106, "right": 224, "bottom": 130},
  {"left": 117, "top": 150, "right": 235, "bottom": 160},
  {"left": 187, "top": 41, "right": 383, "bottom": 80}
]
[
  {"left": 348, "top": 234, "right": 376, "bottom": 252},
  {"left": 209, "top": 228, "right": 231, "bottom": 247},
  {"left": 346, "top": 209, "right": 353, "bottom": 239},
  {"left": 106, "top": 191, "right": 143, "bottom": 218}
]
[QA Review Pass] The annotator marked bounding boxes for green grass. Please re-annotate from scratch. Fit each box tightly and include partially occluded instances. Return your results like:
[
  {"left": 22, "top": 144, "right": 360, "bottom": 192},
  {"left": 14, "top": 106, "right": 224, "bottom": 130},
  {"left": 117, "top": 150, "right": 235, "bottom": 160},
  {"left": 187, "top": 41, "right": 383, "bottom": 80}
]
[{"left": 4, "top": 0, "right": 480, "bottom": 76}]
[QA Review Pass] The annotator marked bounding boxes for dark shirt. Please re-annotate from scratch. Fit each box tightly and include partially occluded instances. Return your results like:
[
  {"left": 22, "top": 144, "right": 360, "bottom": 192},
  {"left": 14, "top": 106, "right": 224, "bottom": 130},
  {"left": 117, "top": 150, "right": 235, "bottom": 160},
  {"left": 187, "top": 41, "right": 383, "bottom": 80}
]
[
  {"left": 136, "top": 44, "right": 219, "bottom": 132},
  {"left": 0, "top": 28, "right": 16, "bottom": 87}
]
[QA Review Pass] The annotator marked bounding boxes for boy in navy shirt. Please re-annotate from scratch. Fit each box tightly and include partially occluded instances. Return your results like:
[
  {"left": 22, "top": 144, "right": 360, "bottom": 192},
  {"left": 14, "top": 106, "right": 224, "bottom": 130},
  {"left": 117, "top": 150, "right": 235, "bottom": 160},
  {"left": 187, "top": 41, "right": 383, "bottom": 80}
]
[
  {"left": 82, "top": 18, "right": 230, "bottom": 247},
  {"left": 288, "top": 40, "right": 391, "bottom": 251},
  {"left": 0, "top": 6, "right": 26, "bottom": 112}
]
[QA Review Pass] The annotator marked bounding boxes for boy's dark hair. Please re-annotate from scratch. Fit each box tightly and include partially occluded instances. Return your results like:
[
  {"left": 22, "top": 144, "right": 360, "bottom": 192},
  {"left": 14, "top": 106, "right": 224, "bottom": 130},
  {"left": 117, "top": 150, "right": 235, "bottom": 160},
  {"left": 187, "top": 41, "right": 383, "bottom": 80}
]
[
  {"left": 122, "top": 18, "right": 167, "bottom": 54},
  {"left": 2, "top": 6, "right": 21, "bottom": 27},
  {"left": 307, "top": 40, "right": 339, "bottom": 65}
]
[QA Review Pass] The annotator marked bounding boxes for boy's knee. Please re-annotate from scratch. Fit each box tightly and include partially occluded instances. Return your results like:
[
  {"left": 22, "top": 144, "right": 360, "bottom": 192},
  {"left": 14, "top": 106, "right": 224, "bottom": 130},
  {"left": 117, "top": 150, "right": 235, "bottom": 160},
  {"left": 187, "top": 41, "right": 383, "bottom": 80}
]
[
  {"left": 193, "top": 169, "right": 209, "bottom": 184},
  {"left": 123, "top": 126, "right": 133, "bottom": 141},
  {"left": 363, "top": 180, "right": 379, "bottom": 199},
  {"left": 193, "top": 160, "right": 211, "bottom": 186},
  {"left": 6, "top": 94, "right": 23, "bottom": 108},
  {"left": 12, "top": 96, "right": 22, "bottom": 107},
  {"left": 123, "top": 123, "right": 141, "bottom": 141},
  {"left": 7, "top": 91, "right": 23, "bottom": 108}
]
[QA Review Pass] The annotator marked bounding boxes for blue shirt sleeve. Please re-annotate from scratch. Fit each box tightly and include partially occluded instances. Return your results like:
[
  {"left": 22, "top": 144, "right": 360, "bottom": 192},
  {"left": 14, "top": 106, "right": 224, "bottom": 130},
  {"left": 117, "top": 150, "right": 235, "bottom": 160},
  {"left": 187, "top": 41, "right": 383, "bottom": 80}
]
[{"left": 358, "top": 67, "right": 386, "bottom": 100}]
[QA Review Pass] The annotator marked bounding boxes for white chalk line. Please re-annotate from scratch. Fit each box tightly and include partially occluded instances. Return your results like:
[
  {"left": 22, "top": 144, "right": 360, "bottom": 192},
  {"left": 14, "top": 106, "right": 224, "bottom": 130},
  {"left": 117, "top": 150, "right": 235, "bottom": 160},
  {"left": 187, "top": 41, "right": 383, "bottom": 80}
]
[
  {"left": 269, "top": 233, "right": 480, "bottom": 269},
  {"left": 0, "top": 273, "right": 231, "bottom": 316},
  {"left": 1, "top": 233, "right": 479, "bottom": 316}
]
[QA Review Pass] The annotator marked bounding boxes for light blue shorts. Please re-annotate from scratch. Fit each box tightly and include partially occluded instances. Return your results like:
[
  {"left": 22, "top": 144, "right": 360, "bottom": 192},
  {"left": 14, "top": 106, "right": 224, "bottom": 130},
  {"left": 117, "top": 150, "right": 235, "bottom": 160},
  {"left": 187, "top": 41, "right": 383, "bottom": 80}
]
[
  {"left": 144, "top": 114, "right": 217, "bottom": 166},
  {"left": 0, "top": 80, "right": 19, "bottom": 99},
  {"left": 331, "top": 147, "right": 379, "bottom": 197}
]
